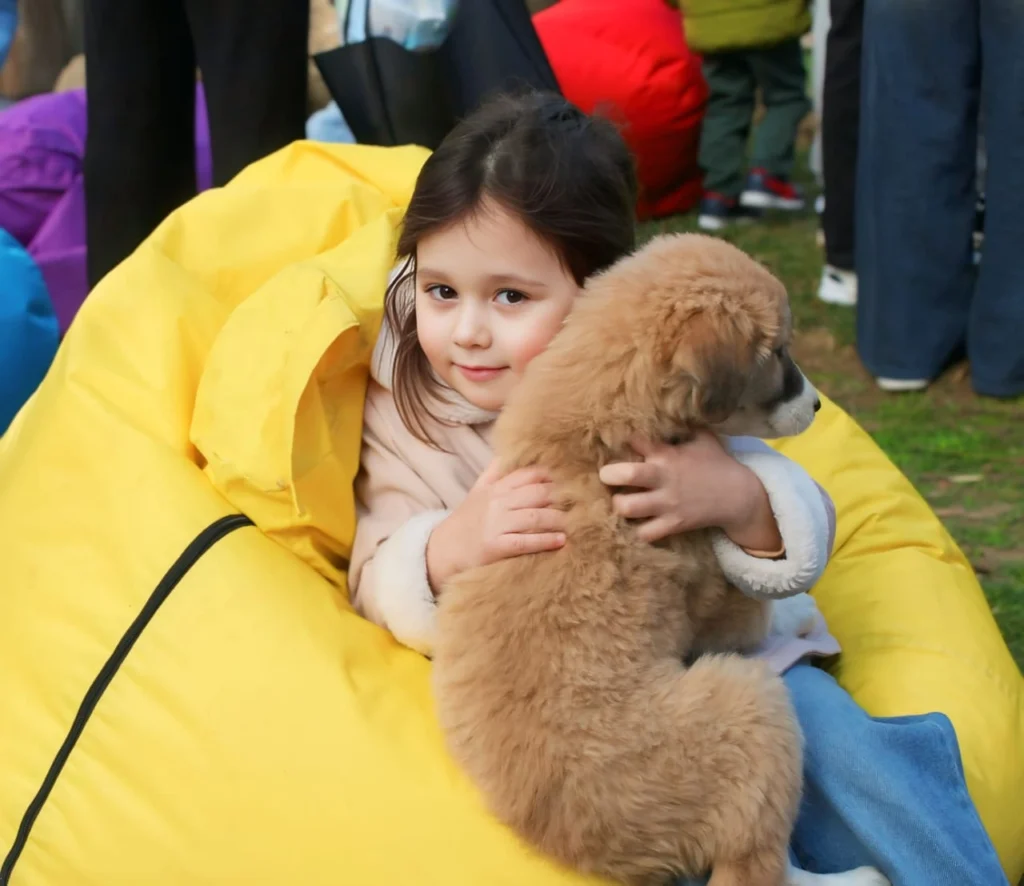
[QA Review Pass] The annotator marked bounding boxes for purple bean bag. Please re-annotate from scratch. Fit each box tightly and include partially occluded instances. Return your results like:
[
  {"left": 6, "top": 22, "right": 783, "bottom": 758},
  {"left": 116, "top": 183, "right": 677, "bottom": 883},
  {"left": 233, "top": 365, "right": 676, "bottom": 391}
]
[{"left": 0, "top": 86, "right": 212, "bottom": 335}]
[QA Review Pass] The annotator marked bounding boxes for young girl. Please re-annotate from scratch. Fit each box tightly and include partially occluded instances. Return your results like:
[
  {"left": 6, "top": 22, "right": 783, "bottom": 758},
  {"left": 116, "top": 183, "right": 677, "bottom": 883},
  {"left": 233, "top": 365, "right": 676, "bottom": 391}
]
[{"left": 349, "top": 92, "right": 1007, "bottom": 886}]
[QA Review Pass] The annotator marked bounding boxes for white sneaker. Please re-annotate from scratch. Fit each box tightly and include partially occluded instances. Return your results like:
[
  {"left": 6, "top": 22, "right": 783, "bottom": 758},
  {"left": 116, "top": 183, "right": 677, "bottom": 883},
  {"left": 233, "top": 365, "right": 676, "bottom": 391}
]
[
  {"left": 876, "top": 377, "right": 929, "bottom": 392},
  {"left": 817, "top": 265, "right": 858, "bottom": 306}
]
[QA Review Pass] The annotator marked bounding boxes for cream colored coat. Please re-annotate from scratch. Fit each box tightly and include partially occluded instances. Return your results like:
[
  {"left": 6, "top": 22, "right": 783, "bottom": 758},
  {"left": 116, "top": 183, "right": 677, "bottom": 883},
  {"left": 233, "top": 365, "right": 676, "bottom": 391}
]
[{"left": 350, "top": 328, "right": 840, "bottom": 672}]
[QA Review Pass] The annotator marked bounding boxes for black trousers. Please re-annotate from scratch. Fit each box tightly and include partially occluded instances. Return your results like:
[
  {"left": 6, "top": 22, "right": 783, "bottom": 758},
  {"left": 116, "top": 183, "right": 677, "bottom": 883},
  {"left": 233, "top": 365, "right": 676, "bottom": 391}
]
[
  {"left": 83, "top": 0, "right": 309, "bottom": 289},
  {"left": 820, "top": 0, "right": 863, "bottom": 271}
]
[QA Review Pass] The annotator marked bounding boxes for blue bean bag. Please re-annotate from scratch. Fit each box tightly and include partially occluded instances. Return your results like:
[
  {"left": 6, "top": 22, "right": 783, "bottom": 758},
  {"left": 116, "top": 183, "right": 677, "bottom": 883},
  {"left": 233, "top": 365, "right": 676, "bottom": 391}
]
[
  {"left": 0, "top": 0, "right": 15, "bottom": 71},
  {"left": 0, "top": 228, "right": 58, "bottom": 435}
]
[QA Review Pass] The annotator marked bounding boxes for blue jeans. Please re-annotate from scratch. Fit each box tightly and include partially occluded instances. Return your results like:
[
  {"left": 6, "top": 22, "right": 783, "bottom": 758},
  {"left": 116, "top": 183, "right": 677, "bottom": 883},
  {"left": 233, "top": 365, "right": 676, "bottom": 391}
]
[
  {"left": 677, "top": 664, "right": 1007, "bottom": 886},
  {"left": 855, "top": 0, "right": 1024, "bottom": 398}
]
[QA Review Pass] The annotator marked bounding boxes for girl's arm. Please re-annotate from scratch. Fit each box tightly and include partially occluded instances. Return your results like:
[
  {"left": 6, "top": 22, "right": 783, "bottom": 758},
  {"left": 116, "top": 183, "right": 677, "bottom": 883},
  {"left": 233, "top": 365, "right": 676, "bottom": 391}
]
[
  {"left": 351, "top": 423, "right": 566, "bottom": 656},
  {"left": 349, "top": 399, "right": 449, "bottom": 657},
  {"left": 600, "top": 434, "right": 835, "bottom": 600}
]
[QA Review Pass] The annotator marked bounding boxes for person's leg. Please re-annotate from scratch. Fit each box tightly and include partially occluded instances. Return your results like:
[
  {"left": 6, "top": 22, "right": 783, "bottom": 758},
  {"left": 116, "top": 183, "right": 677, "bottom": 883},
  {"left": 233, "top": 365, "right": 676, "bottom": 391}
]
[
  {"left": 784, "top": 664, "right": 1008, "bottom": 886},
  {"left": 817, "top": 0, "right": 863, "bottom": 306},
  {"left": 970, "top": 0, "right": 1024, "bottom": 397},
  {"left": 83, "top": 0, "right": 195, "bottom": 289},
  {"left": 747, "top": 39, "right": 812, "bottom": 184},
  {"left": 809, "top": 0, "right": 831, "bottom": 185},
  {"left": 185, "top": 0, "right": 309, "bottom": 187},
  {"left": 698, "top": 52, "right": 756, "bottom": 200},
  {"left": 855, "top": 0, "right": 977, "bottom": 386},
  {"left": 821, "top": 0, "right": 862, "bottom": 273},
  {"left": 697, "top": 53, "right": 762, "bottom": 230}
]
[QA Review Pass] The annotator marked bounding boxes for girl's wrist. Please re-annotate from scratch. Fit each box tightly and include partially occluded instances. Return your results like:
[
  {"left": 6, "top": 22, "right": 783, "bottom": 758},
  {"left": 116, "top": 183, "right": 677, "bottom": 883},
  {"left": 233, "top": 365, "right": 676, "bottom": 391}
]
[
  {"left": 425, "top": 518, "right": 461, "bottom": 596},
  {"left": 719, "top": 464, "right": 783, "bottom": 553}
]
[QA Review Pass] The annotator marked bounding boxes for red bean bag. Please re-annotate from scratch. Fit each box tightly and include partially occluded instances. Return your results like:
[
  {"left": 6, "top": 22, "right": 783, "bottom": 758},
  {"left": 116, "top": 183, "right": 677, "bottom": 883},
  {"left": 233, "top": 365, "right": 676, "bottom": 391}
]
[{"left": 533, "top": 0, "right": 707, "bottom": 219}]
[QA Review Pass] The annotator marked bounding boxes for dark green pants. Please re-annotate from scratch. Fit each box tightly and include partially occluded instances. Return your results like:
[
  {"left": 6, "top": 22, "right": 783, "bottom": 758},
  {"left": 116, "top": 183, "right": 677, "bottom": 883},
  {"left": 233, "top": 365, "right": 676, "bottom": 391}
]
[{"left": 698, "top": 38, "right": 810, "bottom": 198}]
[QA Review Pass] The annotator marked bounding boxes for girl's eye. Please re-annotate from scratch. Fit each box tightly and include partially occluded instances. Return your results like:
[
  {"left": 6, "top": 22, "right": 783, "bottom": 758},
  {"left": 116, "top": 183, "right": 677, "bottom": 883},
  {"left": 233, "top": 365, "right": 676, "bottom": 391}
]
[
  {"left": 426, "top": 284, "right": 457, "bottom": 301},
  {"left": 495, "top": 289, "right": 528, "bottom": 306}
]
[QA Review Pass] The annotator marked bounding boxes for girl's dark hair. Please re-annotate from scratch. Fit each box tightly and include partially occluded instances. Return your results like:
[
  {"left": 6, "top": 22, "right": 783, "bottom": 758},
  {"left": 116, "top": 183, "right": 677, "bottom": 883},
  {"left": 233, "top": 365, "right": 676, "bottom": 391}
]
[{"left": 386, "top": 90, "right": 639, "bottom": 445}]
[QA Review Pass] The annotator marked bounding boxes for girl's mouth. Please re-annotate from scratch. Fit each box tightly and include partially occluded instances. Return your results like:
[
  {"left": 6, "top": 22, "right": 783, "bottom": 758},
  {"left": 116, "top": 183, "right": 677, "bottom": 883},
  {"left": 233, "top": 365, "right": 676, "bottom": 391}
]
[{"left": 455, "top": 364, "right": 506, "bottom": 383}]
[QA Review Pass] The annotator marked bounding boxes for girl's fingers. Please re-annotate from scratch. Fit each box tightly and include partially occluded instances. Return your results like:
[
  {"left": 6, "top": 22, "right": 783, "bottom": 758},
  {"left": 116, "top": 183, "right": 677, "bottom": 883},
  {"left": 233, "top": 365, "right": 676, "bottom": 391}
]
[
  {"left": 599, "top": 460, "right": 660, "bottom": 489},
  {"left": 505, "top": 507, "right": 567, "bottom": 535},
  {"left": 504, "top": 482, "right": 554, "bottom": 511},
  {"left": 635, "top": 516, "right": 680, "bottom": 544},
  {"left": 498, "top": 531, "right": 567, "bottom": 558},
  {"left": 501, "top": 466, "right": 552, "bottom": 489},
  {"left": 611, "top": 490, "right": 663, "bottom": 520}
]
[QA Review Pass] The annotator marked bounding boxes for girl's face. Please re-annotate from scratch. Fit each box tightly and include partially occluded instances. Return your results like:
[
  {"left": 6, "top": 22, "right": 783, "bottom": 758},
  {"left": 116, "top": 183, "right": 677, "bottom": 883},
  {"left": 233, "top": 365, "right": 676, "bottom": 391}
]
[{"left": 414, "top": 199, "right": 582, "bottom": 412}]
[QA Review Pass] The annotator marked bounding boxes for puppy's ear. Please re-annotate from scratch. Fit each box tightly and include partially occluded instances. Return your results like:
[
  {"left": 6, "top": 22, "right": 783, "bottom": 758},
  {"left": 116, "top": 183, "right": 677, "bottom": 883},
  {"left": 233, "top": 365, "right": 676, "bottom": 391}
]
[{"left": 676, "top": 310, "right": 756, "bottom": 424}]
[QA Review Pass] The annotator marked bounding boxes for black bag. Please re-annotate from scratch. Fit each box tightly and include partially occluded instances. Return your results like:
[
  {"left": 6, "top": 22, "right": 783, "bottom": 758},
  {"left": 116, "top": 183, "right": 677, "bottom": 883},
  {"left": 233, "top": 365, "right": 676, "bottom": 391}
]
[
  {"left": 314, "top": 36, "right": 456, "bottom": 148},
  {"left": 313, "top": 0, "right": 560, "bottom": 149}
]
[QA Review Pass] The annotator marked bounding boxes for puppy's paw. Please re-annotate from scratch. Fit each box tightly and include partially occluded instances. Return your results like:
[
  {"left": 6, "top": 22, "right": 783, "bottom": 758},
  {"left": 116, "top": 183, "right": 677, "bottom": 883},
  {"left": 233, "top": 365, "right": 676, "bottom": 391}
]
[
  {"left": 846, "top": 869, "right": 891, "bottom": 886},
  {"left": 770, "top": 593, "right": 819, "bottom": 638},
  {"left": 787, "top": 865, "right": 890, "bottom": 886}
]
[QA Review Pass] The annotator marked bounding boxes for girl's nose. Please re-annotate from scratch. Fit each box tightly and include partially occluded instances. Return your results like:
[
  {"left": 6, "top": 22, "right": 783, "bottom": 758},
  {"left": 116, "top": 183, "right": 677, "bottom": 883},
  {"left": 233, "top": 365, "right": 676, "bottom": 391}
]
[{"left": 452, "top": 302, "right": 491, "bottom": 348}]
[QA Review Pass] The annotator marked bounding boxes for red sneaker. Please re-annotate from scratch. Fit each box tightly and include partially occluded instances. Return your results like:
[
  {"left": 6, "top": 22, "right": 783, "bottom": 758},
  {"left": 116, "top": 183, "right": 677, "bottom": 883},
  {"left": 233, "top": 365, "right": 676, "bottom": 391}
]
[{"left": 740, "top": 168, "right": 805, "bottom": 211}]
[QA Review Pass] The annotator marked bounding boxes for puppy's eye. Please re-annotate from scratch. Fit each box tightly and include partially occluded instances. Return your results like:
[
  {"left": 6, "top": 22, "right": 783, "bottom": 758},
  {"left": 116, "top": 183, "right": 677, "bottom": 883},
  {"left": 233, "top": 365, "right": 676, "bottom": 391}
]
[{"left": 773, "top": 346, "right": 785, "bottom": 360}]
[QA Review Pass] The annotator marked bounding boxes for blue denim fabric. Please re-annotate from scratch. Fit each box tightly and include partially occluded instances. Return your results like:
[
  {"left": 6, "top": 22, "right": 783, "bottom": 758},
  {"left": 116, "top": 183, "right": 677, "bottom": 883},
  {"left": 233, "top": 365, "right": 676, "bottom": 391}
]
[
  {"left": 675, "top": 664, "right": 1007, "bottom": 886},
  {"left": 855, "top": 0, "right": 1024, "bottom": 397}
]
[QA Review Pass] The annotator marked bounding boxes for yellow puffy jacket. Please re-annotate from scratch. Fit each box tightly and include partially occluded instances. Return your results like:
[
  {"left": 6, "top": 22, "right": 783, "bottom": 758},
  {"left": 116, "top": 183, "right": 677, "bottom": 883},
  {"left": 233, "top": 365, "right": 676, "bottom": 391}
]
[
  {"left": 1, "top": 142, "right": 1021, "bottom": 886},
  {"left": 678, "top": 0, "right": 810, "bottom": 55}
]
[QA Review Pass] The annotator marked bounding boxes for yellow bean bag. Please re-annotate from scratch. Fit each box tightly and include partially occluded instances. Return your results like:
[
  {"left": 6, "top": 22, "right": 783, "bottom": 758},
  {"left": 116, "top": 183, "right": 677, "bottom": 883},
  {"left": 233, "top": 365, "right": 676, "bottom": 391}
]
[{"left": 0, "top": 142, "right": 1021, "bottom": 886}]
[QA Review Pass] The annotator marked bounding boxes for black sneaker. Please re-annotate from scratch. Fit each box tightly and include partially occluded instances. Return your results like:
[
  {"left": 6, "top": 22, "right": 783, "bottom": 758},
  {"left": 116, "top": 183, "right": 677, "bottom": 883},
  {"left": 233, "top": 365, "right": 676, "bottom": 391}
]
[{"left": 698, "top": 192, "right": 763, "bottom": 231}]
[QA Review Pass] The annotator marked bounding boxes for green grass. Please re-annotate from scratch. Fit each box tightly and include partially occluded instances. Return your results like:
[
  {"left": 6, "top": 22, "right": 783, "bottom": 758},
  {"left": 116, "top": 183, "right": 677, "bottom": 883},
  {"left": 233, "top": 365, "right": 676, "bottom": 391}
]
[{"left": 637, "top": 171, "right": 1024, "bottom": 673}]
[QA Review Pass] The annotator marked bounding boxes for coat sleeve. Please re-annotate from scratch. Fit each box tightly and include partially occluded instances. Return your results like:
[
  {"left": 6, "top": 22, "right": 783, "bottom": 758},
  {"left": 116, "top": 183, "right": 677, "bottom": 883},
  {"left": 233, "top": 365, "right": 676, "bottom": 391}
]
[
  {"left": 349, "top": 392, "right": 448, "bottom": 656},
  {"left": 712, "top": 436, "right": 836, "bottom": 600}
]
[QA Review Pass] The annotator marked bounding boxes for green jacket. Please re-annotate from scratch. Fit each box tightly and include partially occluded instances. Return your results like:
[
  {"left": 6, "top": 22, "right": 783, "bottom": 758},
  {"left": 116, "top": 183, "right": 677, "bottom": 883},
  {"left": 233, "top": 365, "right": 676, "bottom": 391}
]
[{"left": 679, "top": 0, "right": 811, "bottom": 54}]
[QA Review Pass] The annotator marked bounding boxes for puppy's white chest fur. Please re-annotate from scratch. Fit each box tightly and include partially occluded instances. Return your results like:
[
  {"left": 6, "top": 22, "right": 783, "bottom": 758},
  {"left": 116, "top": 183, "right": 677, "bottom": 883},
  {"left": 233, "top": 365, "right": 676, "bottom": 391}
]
[{"left": 770, "top": 593, "right": 820, "bottom": 639}]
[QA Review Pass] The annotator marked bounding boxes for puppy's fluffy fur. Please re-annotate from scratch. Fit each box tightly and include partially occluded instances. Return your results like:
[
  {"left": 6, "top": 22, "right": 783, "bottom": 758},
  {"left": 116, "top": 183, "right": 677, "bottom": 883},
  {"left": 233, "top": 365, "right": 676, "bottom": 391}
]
[{"left": 434, "top": 234, "right": 820, "bottom": 886}]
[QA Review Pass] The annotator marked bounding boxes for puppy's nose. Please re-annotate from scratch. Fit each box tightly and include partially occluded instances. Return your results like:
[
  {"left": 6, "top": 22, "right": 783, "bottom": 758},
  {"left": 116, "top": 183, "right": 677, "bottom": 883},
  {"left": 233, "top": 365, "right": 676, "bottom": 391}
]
[{"left": 813, "top": 398, "right": 822, "bottom": 413}]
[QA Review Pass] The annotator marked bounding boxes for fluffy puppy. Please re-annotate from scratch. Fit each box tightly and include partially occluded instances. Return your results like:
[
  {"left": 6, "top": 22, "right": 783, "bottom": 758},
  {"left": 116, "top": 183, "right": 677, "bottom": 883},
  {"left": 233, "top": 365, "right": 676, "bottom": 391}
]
[{"left": 432, "top": 234, "right": 879, "bottom": 886}]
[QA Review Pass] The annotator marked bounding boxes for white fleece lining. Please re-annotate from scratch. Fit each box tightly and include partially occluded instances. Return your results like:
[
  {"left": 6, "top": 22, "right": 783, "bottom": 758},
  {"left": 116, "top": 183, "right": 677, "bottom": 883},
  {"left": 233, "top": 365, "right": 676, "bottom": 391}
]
[
  {"left": 365, "top": 509, "right": 449, "bottom": 656},
  {"left": 713, "top": 442, "right": 831, "bottom": 600}
]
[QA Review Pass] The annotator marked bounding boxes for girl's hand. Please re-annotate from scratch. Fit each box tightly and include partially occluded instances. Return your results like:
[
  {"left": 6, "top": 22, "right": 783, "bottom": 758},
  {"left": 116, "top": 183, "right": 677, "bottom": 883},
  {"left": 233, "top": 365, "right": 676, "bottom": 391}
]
[
  {"left": 598, "top": 432, "right": 783, "bottom": 551},
  {"left": 426, "top": 461, "right": 567, "bottom": 593}
]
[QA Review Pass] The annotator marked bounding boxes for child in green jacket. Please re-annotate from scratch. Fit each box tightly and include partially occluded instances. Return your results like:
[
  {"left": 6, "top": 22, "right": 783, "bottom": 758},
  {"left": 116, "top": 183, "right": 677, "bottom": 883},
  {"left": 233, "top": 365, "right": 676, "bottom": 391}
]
[{"left": 678, "top": 0, "right": 811, "bottom": 230}]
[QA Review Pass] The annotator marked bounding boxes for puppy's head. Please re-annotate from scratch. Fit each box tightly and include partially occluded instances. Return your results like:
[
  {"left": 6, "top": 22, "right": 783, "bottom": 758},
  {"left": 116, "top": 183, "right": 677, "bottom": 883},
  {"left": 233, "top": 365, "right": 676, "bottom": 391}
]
[
  {"left": 711, "top": 337, "right": 820, "bottom": 439},
  {"left": 572, "top": 234, "right": 819, "bottom": 442}
]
